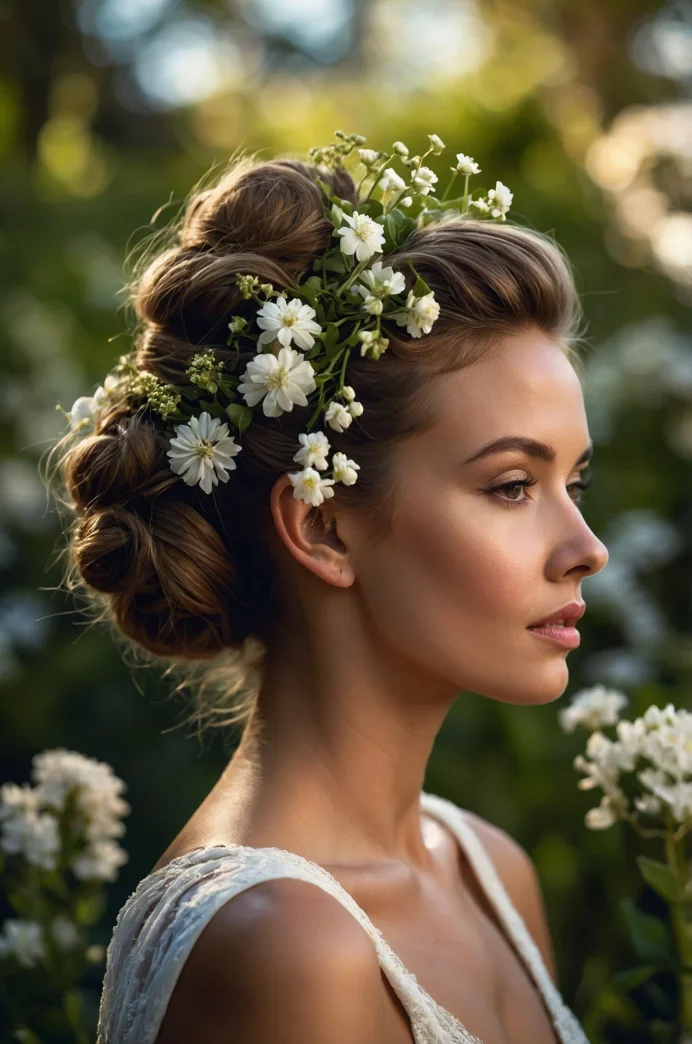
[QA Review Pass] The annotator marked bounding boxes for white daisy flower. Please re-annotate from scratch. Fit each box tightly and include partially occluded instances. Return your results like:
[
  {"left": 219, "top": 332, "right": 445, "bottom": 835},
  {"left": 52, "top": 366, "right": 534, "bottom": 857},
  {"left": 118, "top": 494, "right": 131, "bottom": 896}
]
[
  {"left": 167, "top": 412, "right": 243, "bottom": 495},
  {"left": 487, "top": 180, "right": 513, "bottom": 219},
  {"left": 428, "top": 134, "right": 445, "bottom": 154},
  {"left": 356, "top": 261, "right": 406, "bottom": 300},
  {"left": 411, "top": 166, "right": 438, "bottom": 195},
  {"left": 288, "top": 467, "right": 336, "bottom": 507},
  {"left": 256, "top": 296, "right": 322, "bottom": 351},
  {"left": 332, "top": 452, "right": 360, "bottom": 486},
  {"left": 392, "top": 290, "right": 440, "bottom": 338},
  {"left": 336, "top": 211, "right": 386, "bottom": 263},
  {"left": 238, "top": 346, "right": 317, "bottom": 418},
  {"left": 324, "top": 401, "right": 354, "bottom": 433},
  {"left": 455, "top": 153, "right": 481, "bottom": 175},
  {"left": 378, "top": 167, "right": 407, "bottom": 194},
  {"left": 293, "top": 431, "right": 331, "bottom": 471}
]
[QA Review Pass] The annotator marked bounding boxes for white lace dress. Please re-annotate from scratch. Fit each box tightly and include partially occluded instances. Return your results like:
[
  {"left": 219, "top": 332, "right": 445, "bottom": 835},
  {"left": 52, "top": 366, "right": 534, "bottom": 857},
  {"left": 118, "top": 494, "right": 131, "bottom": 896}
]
[{"left": 96, "top": 790, "right": 589, "bottom": 1043}]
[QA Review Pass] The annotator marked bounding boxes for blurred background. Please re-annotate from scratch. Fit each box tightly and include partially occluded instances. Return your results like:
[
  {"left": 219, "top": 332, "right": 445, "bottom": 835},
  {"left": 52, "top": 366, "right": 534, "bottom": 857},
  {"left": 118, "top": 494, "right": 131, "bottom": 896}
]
[{"left": 1, "top": 0, "right": 691, "bottom": 1039}]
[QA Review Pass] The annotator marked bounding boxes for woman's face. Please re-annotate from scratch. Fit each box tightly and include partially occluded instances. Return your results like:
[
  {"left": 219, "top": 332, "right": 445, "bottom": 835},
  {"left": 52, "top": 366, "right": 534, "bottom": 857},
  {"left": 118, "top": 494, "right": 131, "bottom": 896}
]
[{"left": 351, "top": 325, "right": 609, "bottom": 706}]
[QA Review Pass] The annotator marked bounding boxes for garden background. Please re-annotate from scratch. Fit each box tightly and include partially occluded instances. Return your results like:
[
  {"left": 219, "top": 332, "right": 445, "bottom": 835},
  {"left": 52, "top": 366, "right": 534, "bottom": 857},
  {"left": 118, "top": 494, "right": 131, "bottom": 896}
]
[{"left": 1, "top": 0, "right": 691, "bottom": 1040}]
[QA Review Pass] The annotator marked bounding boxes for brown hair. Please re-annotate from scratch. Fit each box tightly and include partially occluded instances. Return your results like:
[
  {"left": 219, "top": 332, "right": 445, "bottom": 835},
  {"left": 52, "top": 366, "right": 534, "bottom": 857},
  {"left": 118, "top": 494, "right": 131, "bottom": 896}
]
[{"left": 44, "top": 152, "right": 584, "bottom": 738}]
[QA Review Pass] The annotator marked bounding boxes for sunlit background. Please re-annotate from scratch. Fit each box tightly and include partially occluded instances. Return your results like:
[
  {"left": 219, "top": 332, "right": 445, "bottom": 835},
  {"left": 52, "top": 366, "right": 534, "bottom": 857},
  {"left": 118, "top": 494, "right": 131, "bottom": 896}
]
[{"left": 1, "top": 0, "right": 691, "bottom": 1039}]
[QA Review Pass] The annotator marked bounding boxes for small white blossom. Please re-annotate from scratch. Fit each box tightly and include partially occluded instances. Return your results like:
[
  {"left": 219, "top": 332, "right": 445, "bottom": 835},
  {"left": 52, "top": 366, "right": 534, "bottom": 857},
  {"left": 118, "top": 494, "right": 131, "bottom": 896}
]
[
  {"left": 559, "top": 685, "right": 629, "bottom": 734},
  {"left": 585, "top": 797, "right": 618, "bottom": 830},
  {"left": 86, "top": 944, "right": 106, "bottom": 963},
  {"left": 378, "top": 168, "right": 407, "bottom": 194},
  {"left": 469, "top": 197, "right": 490, "bottom": 214},
  {"left": 72, "top": 839, "right": 128, "bottom": 882},
  {"left": 324, "top": 401, "right": 354, "bottom": 433},
  {"left": 362, "top": 294, "right": 383, "bottom": 316},
  {"left": 238, "top": 346, "right": 317, "bottom": 419},
  {"left": 51, "top": 915, "right": 80, "bottom": 950},
  {"left": 68, "top": 374, "right": 120, "bottom": 433},
  {"left": 228, "top": 315, "right": 248, "bottom": 334},
  {"left": 455, "top": 153, "right": 481, "bottom": 175},
  {"left": 347, "top": 400, "right": 364, "bottom": 418},
  {"left": 293, "top": 431, "right": 331, "bottom": 471},
  {"left": 167, "top": 412, "right": 243, "bottom": 494},
  {"left": 392, "top": 290, "right": 440, "bottom": 338},
  {"left": 256, "top": 296, "right": 322, "bottom": 351},
  {"left": 288, "top": 467, "right": 336, "bottom": 507},
  {"left": 411, "top": 166, "right": 438, "bottom": 195},
  {"left": 358, "top": 148, "right": 380, "bottom": 167},
  {"left": 336, "top": 211, "right": 386, "bottom": 263},
  {"left": 428, "top": 134, "right": 445, "bottom": 154},
  {"left": 0, "top": 808, "right": 60, "bottom": 870},
  {"left": 0, "top": 919, "right": 45, "bottom": 968},
  {"left": 399, "top": 196, "right": 413, "bottom": 207},
  {"left": 332, "top": 452, "right": 360, "bottom": 486},
  {"left": 487, "top": 180, "right": 513, "bottom": 219},
  {"left": 0, "top": 783, "right": 40, "bottom": 816},
  {"left": 341, "top": 385, "right": 356, "bottom": 403},
  {"left": 392, "top": 141, "right": 409, "bottom": 157},
  {"left": 356, "top": 261, "right": 406, "bottom": 301}
]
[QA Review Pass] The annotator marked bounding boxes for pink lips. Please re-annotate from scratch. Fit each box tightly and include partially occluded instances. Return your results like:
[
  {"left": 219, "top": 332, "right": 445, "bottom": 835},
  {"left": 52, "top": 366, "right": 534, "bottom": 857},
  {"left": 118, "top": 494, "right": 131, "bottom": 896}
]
[{"left": 527, "top": 600, "right": 586, "bottom": 649}]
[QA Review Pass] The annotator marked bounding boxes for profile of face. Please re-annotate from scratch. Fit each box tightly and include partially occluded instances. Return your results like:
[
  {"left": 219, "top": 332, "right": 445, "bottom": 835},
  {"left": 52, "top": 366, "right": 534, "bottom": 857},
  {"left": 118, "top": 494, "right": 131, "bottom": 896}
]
[{"left": 336, "top": 325, "right": 609, "bottom": 708}]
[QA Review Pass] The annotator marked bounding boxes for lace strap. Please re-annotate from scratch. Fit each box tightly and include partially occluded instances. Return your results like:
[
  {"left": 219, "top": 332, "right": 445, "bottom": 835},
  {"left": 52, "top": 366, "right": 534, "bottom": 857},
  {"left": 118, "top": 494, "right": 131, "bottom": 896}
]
[{"left": 419, "top": 792, "right": 589, "bottom": 1044}]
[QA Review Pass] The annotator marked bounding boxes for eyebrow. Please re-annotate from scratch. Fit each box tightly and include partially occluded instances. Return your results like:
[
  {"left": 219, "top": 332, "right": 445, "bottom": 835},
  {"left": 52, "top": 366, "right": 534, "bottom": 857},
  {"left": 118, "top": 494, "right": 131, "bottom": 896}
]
[{"left": 464, "top": 436, "right": 593, "bottom": 467}]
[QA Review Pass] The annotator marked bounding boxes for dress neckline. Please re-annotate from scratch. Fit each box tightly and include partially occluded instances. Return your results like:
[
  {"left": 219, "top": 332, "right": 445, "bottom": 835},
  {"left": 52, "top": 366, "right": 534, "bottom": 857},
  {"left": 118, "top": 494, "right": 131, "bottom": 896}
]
[{"left": 152, "top": 790, "right": 554, "bottom": 1044}]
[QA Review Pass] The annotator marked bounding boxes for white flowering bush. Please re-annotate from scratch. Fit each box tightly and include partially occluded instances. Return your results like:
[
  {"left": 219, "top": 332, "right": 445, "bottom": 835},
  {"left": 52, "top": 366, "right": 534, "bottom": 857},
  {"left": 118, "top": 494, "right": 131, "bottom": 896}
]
[
  {"left": 561, "top": 686, "right": 692, "bottom": 1034},
  {"left": 0, "top": 748, "right": 130, "bottom": 1042}
]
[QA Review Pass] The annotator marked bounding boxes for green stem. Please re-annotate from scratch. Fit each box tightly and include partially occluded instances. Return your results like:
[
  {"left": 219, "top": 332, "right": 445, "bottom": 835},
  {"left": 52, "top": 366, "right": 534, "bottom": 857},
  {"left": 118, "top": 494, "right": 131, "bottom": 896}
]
[
  {"left": 336, "top": 259, "right": 370, "bottom": 297},
  {"left": 440, "top": 169, "right": 458, "bottom": 203},
  {"left": 461, "top": 173, "right": 471, "bottom": 213},
  {"left": 361, "top": 154, "right": 396, "bottom": 203},
  {"left": 338, "top": 347, "right": 352, "bottom": 390},
  {"left": 665, "top": 826, "right": 692, "bottom": 1033}
]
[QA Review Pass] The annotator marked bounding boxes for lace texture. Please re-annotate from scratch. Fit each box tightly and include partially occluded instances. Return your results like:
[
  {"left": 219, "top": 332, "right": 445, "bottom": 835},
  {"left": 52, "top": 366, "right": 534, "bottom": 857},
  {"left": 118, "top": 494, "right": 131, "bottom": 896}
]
[{"left": 96, "top": 791, "right": 589, "bottom": 1044}]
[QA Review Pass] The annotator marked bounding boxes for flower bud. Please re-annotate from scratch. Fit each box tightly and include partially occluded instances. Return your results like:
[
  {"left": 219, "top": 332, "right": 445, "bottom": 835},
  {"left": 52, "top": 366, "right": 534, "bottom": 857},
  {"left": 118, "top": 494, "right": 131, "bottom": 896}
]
[
  {"left": 428, "top": 133, "right": 445, "bottom": 154},
  {"left": 392, "top": 141, "right": 409, "bottom": 157}
]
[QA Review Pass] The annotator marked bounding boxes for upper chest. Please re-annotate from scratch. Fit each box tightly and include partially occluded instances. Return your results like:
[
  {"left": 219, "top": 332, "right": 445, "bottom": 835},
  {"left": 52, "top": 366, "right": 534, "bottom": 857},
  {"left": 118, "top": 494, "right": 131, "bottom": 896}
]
[{"left": 325, "top": 817, "right": 559, "bottom": 1044}]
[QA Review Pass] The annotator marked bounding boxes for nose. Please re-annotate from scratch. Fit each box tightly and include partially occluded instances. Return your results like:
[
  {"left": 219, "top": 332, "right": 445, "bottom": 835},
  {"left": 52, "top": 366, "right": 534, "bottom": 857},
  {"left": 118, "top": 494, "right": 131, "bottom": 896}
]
[{"left": 548, "top": 512, "right": 609, "bottom": 581}]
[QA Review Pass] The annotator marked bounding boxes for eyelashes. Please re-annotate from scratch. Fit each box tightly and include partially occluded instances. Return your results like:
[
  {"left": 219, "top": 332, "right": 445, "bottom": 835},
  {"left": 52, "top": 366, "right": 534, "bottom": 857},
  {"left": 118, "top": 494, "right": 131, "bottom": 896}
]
[{"left": 489, "top": 473, "right": 592, "bottom": 508}]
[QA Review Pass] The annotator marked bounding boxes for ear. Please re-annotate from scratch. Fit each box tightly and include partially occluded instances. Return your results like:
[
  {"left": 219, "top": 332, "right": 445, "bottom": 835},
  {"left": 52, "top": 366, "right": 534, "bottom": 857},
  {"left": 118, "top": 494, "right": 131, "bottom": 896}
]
[{"left": 269, "top": 474, "right": 355, "bottom": 589}]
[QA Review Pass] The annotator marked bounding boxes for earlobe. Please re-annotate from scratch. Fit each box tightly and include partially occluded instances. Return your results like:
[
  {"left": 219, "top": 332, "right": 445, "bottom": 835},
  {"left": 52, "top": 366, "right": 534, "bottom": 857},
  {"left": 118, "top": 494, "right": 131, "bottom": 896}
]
[{"left": 269, "top": 475, "right": 355, "bottom": 589}]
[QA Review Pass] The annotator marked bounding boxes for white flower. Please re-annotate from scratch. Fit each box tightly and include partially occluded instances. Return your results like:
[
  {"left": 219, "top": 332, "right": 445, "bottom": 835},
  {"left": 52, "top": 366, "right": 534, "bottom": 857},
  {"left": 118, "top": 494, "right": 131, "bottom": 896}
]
[
  {"left": 0, "top": 809, "right": 60, "bottom": 870},
  {"left": 392, "top": 289, "right": 440, "bottom": 338},
  {"left": 86, "top": 944, "right": 106, "bottom": 963},
  {"left": 72, "top": 839, "right": 128, "bottom": 882},
  {"left": 585, "top": 797, "right": 618, "bottom": 830},
  {"left": 392, "top": 141, "right": 409, "bottom": 157},
  {"left": 469, "top": 197, "right": 490, "bottom": 214},
  {"left": 411, "top": 166, "right": 438, "bottom": 195},
  {"left": 428, "top": 134, "right": 445, "bottom": 154},
  {"left": 288, "top": 467, "right": 336, "bottom": 507},
  {"left": 487, "top": 180, "right": 513, "bottom": 219},
  {"left": 332, "top": 452, "right": 360, "bottom": 486},
  {"left": 362, "top": 295, "right": 383, "bottom": 316},
  {"left": 347, "top": 400, "right": 364, "bottom": 418},
  {"left": 400, "top": 196, "right": 413, "bottom": 207},
  {"left": 51, "top": 915, "right": 80, "bottom": 950},
  {"left": 293, "top": 431, "right": 331, "bottom": 471},
  {"left": 378, "top": 167, "right": 406, "bottom": 194},
  {"left": 356, "top": 261, "right": 406, "bottom": 300},
  {"left": 358, "top": 148, "right": 380, "bottom": 167},
  {"left": 238, "top": 346, "right": 316, "bottom": 419},
  {"left": 167, "top": 412, "right": 242, "bottom": 495},
  {"left": 256, "top": 296, "right": 322, "bottom": 351},
  {"left": 324, "top": 401, "right": 354, "bottom": 433},
  {"left": 341, "top": 385, "right": 356, "bottom": 403},
  {"left": 336, "top": 211, "right": 386, "bottom": 263},
  {"left": 68, "top": 374, "right": 120, "bottom": 433},
  {"left": 228, "top": 316, "right": 247, "bottom": 334},
  {"left": 558, "top": 685, "right": 629, "bottom": 733},
  {"left": 455, "top": 153, "right": 481, "bottom": 175},
  {"left": 0, "top": 919, "right": 45, "bottom": 968},
  {"left": 0, "top": 783, "right": 40, "bottom": 817}
]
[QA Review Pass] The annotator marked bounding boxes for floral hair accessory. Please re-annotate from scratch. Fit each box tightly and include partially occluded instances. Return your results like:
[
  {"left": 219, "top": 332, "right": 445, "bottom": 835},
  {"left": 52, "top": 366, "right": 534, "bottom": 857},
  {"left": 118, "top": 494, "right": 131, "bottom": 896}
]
[{"left": 57, "top": 131, "right": 512, "bottom": 506}]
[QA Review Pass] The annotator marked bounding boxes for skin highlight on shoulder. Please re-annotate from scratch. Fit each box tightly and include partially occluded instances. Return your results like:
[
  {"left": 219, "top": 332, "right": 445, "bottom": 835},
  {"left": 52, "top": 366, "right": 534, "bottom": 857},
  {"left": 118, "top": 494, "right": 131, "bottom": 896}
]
[{"left": 155, "top": 876, "right": 388, "bottom": 1044}]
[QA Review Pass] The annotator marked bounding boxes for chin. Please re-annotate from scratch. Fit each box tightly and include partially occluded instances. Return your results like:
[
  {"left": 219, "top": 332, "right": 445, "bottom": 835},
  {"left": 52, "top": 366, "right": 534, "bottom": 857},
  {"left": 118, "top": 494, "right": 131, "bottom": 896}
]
[{"left": 477, "top": 660, "right": 570, "bottom": 707}]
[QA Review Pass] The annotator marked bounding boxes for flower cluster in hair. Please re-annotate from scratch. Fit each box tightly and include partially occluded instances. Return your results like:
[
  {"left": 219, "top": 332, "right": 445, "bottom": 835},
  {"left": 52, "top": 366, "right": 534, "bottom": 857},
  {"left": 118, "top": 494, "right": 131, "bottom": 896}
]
[{"left": 58, "top": 130, "right": 513, "bottom": 506}]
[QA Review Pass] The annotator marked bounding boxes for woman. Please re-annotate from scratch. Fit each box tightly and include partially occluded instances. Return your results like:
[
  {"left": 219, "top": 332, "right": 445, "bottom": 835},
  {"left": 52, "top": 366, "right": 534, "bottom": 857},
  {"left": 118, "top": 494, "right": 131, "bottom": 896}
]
[{"left": 54, "top": 135, "right": 607, "bottom": 1042}]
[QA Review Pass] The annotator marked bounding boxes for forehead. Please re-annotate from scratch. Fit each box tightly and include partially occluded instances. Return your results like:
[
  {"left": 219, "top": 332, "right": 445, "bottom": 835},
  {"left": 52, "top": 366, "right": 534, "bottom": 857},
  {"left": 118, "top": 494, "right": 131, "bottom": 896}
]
[{"left": 432, "top": 327, "right": 587, "bottom": 449}]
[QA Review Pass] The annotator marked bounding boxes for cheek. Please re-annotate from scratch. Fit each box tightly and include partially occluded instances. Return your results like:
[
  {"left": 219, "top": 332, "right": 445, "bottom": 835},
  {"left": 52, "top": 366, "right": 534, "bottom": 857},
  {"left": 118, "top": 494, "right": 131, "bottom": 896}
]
[{"left": 357, "top": 494, "right": 538, "bottom": 646}]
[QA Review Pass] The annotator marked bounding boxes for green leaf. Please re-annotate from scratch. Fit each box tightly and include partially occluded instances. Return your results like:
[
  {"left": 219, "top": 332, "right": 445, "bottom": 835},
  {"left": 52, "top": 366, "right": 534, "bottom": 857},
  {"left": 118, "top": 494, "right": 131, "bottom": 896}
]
[
  {"left": 331, "top": 194, "right": 354, "bottom": 215},
  {"left": 619, "top": 898, "right": 674, "bottom": 967},
  {"left": 611, "top": 964, "right": 659, "bottom": 991},
  {"left": 63, "top": 988, "right": 84, "bottom": 1026},
  {"left": 319, "top": 323, "right": 340, "bottom": 356},
  {"left": 412, "top": 274, "right": 431, "bottom": 297},
  {"left": 360, "top": 198, "right": 384, "bottom": 219},
  {"left": 304, "top": 276, "right": 323, "bottom": 291},
  {"left": 637, "top": 856, "right": 682, "bottom": 903},
  {"left": 74, "top": 891, "right": 106, "bottom": 927},
  {"left": 226, "top": 403, "right": 254, "bottom": 433},
  {"left": 321, "top": 253, "right": 347, "bottom": 275}
]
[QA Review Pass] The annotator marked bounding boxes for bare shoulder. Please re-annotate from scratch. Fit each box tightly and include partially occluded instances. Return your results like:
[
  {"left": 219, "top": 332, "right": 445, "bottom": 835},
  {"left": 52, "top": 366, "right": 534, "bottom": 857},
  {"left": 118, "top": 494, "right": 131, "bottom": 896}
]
[
  {"left": 155, "top": 876, "right": 386, "bottom": 1044},
  {"left": 461, "top": 808, "right": 558, "bottom": 983}
]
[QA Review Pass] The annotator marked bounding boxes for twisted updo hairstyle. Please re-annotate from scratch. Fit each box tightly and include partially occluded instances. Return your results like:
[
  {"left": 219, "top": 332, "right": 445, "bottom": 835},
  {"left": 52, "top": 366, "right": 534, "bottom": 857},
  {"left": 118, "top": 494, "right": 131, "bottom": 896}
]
[{"left": 46, "top": 151, "right": 583, "bottom": 734}]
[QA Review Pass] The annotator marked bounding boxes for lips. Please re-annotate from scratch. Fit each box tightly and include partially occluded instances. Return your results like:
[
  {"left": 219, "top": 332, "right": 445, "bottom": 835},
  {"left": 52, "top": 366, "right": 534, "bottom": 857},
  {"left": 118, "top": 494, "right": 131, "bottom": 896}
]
[{"left": 528, "top": 600, "right": 586, "bottom": 630}]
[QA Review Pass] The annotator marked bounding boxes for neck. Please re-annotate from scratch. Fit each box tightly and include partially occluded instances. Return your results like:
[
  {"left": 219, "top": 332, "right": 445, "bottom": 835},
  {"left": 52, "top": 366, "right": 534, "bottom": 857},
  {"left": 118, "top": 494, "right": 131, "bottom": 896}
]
[{"left": 216, "top": 611, "right": 460, "bottom": 871}]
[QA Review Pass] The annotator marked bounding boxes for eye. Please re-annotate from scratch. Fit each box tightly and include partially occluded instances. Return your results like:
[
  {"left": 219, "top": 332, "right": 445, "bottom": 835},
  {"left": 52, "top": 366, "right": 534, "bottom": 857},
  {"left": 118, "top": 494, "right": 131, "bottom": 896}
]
[{"left": 490, "top": 473, "right": 592, "bottom": 508}]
